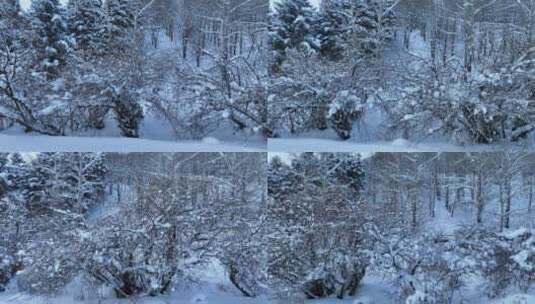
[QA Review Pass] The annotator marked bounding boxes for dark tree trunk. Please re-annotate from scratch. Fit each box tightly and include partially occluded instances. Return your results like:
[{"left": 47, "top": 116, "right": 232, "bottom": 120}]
[{"left": 228, "top": 264, "right": 255, "bottom": 298}]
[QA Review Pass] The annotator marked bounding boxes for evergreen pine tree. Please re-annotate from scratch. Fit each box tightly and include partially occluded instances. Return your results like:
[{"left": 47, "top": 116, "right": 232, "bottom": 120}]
[
  {"left": 0, "top": 0, "right": 29, "bottom": 48},
  {"left": 104, "top": 0, "right": 137, "bottom": 53},
  {"left": 317, "top": 0, "right": 351, "bottom": 60},
  {"left": 0, "top": 0, "right": 21, "bottom": 23},
  {"left": 269, "top": 0, "right": 319, "bottom": 72},
  {"left": 5, "top": 153, "right": 27, "bottom": 192},
  {"left": 0, "top": 154, "right": 8, "bottom": 171},
  {"left": 323, "top": 153, "right": 364, "bottom": 194},
  {"left": 352, "top": 0, "right": 396, "bottom": 57},
  {"left": 268, "top": 156, "right": 298, "bottom": 201},
  {"left": 23, "top": 153, "right": 56, "bottom": 215},
  {"left": 29, "top": 0, "right": 73, "bottom": 78},
  {"left": 67, "top": 0, "right": 106, "bottom": 55},
  {"left": 0, "top": 154, "right": 8, "bottom": 198}
]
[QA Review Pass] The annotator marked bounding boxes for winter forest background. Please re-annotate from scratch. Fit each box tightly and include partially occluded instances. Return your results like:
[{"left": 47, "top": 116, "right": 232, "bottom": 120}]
[
  {"left": 268, "top": 0, "right": 535, "bottom": 150},
  {"left": 3, "top": 0, "right": 535, "bottom": 150},
  {"left": 1, "top": 0, "right": 535, "bottom": 303},
  {"left": 0, "top": 152, "right": 268, "bottom": 303},
  {"left": 0, "top": 152, "right": 534, "bottom": 303},
  {"left": 0, "top": 0, "right": 269, "bottom": 150}
]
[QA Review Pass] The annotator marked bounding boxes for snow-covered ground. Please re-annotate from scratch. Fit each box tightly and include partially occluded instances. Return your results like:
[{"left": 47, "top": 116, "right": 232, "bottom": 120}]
[
  {"left": 1, "top": 276, "right": 533, "bottom": 304},
  {"left": 0, "top": 134, "right": 264, "bottom": 152},
  {"left": 0, "top": 274, "right": 395, "bottom": 304},
  {"left": 270, "top": 0, "right": 321, "bottom": 9},
  {"left": 0, "top": 254, "right": 532, "bottom": 304},
  {"left": 268, "top": 103, "right": 535, "bottom": 152},
  {"left": 268, "top": 107, "right": 535, "bottom": 152},
  {"left": 267, "top": 137, "right": 511, "bottom": 152},
  {"left": 0, "top": 115, "right": 265, "bottom": 152}
]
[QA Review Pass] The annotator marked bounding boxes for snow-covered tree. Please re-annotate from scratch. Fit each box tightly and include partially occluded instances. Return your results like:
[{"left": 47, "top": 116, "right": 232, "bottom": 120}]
[
  {"left": 109, "top": 87, "right": 144, "bottom": 138},
  {"left": 29, "top": 0, "right": 73, "bottom": 79},
  {"left": 455, "top": 227, "right": 535, "bottom": 297},
  {"left": 269, "top": 0, "right": 318, "bottom": 72},
  {"left": 352, "top": 0, "right": 396, "bottom": 57},
  {"left": 165, "top": 0, "right": 270, "bottom": 138},
  {"left": 316, "top": 0, "right": 351, "bottom": 60},
  {"left": 316, "top": 0, "right": 396, "bottom": 60},
  {"left": 267, "top": 153, "right": 368, "bottom": 299},
  {"left": 79, "top": 153, "right": 267, "bottom": 298},
  {"left": 268, "top": 0, "right": 397, "bottom": 139},
  {"left": 67, "top": 0, "right": 106, "bottom": 55},
  {"left": 268, "top": 48, "right": 368, "bottom": 139},
  {"left": 0, "top": 0, "right": 24, "bottom": 34},
  {"left": 103, "top": 0, "right": 138, "bottom": 53}
]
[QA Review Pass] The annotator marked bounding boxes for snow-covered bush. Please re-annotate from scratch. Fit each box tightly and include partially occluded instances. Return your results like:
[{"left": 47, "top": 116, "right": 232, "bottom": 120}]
[
  {"left": 268, "top": 227, "right": 369, "bottom": 300},
  {"left": 16, "top": 230, "right": 82, "bottom": 294},
  {"left": 302, "top": 250, "right": 368, "bottom": 299},
  {"left": 0, "top": 153, "right": 106, "bottom": 294},
  {"left": 507, "top": 229, "right": 535, "bottom": 293},
  {"left": 80, "top": 158, "right": 255, "bottom": 298},
  {"left": 220, "top": 244, "right": 266, "bottom": 298},
  {"left": 0, "top": 0, "right": 143, "bottom": 137},
  {"left": 459, "top": 228, "right": 535, "bottom": 297},
  {"left": 391, "top": 61, "right": 535, "bottom": 144},
  {"left": 110, "top": 87, "right": 144, "bottom": 138},
  {"left": 160, "top": 56, "right": 270, "bottom": 140},
  {"left": 0, "top": 153, "right": 267, "bottom": 299},
  {"left": 217, "top": 201, "right": 267, "bottom": 298},
  {"left": 173, "top": 54, "right": 269, "bottom": 138},
  {"left": 148, "top": 80, "right": 223, "bottom": 139},
  {"left": 0, "top": 174, "right": 25, "bottom": 292},
  {"left": 327, "top": 90, "right": 365, "bottom": 140},
  {"left": 268, "top": 50, "right": 367, "bottom": 139},
  {"left": 268, "top": 70, "right": 329, "bottom": 134},
  {"left": 268, "top": 0, "right": 396, "bottom": 140},
  {"left": 81, "top": 183, "right": 198, "bottom": 297},
  {"left": 369, "top": 226, "right": 466, "bottom": 303},
  {"left": 0, "top": 247, "right": 21, "bottom": 292},
  {"left": 82, "top": 215, "right": 179, "bottom": 297},
  {"left": 0, "top": 22, "right": 145, "bottom": 137}
]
